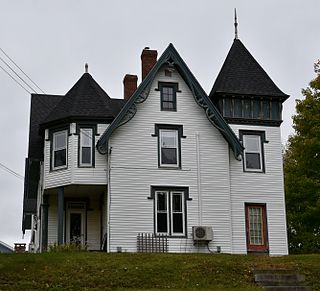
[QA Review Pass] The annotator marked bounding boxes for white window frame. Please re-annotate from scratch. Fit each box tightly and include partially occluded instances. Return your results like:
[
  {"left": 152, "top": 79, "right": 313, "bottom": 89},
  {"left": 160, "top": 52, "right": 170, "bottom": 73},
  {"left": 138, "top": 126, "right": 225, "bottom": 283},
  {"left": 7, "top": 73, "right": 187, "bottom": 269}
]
[
  {"left": 79, "top": 128, "right": 93, "bottom": 167},
  {"left": 52, "top": 130, "right": 68, "bottom": 170},
  {"left": 243, "top": 134, "right": 263, "bottom": 172},
  {"left": 155, "top": 190, "right": 185, "bottom": 236},
  {"left": 159, "top": 129, "right": 179, "bottom": 168}
]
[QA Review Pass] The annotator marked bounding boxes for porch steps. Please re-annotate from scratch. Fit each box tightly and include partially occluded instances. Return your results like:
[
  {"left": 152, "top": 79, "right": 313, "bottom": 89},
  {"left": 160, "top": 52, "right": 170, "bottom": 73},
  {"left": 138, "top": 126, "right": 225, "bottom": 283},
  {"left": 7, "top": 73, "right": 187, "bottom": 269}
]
[{"left": 254, "top": 270, "right": 310, "bottom": 291}]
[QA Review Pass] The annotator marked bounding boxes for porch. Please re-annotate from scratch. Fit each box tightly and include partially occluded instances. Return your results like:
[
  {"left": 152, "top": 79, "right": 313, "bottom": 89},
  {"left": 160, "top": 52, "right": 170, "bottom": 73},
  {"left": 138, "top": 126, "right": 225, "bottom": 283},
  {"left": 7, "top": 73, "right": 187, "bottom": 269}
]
[{"left": 42, "top": 185, "right": 107, "bottom": 251}]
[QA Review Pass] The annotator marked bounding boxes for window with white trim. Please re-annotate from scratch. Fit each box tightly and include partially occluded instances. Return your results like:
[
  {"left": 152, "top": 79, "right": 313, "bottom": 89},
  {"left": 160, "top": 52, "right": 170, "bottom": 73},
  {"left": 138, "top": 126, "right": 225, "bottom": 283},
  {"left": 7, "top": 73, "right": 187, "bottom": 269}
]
[
  {"left": 52, "top": 130, "right": 67, "bottom": 170},
  {"left": 159, "top": 129, "right": 179, "bottom": 167},
  {"left": 155, "top": 190, "right": 185, "bottom": 236},
  {"left": 240, "top": 131, "right": 266, "bottom": 172},
  {"left": 79, "top": 128, "right": 93, "bottom": 166}
]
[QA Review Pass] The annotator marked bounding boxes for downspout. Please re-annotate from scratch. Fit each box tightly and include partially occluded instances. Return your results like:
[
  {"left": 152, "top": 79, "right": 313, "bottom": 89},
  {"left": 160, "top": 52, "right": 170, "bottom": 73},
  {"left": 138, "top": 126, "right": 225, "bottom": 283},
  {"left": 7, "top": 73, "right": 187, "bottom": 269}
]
[
  {"left": 195, "top": 133, "right": 202, "bottom": 225},
  {"left": 106, "top": 144, "right": 112, "bottom": 253}
]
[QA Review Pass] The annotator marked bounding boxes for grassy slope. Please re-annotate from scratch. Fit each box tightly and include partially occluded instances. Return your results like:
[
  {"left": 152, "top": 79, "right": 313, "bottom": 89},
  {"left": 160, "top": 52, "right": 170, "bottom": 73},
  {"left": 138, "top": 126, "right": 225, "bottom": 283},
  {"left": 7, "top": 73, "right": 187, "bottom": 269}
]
[{"left": 0, "top": 253, "right": 319, "bottom": 291}]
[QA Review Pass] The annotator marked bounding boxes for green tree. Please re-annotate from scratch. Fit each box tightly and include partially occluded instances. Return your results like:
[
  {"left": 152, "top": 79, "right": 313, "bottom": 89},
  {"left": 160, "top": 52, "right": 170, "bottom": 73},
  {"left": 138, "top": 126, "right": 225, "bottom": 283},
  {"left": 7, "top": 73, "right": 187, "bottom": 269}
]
[{"left": 284, "top": 60, "right": 320, "bottom": 253}]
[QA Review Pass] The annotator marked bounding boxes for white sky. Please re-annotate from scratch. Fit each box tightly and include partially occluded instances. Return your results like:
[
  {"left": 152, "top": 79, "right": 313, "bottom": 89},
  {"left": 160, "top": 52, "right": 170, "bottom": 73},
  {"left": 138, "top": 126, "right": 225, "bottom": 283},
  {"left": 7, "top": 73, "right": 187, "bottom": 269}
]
[{"left": 0, "top": 0, "right": 319, "bottom": 248}]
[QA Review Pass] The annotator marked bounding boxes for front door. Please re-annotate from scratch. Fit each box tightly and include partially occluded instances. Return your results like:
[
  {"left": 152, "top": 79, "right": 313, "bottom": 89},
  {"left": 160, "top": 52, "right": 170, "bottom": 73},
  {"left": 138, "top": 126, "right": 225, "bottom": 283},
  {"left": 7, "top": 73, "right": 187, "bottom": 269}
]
[
  {"left": 245, "top": 204, "right": 268, "bottom": 253},
  {"left": 66, "top": 202, "right": 86, "bottom": 245}
]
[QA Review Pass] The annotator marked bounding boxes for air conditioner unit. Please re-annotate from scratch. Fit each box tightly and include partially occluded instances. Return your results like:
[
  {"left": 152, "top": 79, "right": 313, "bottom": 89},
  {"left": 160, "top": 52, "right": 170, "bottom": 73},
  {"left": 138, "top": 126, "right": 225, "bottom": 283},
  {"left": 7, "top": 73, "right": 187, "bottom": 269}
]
[{"left": 192, "top": 226, "right": 213, "bottom": 241}]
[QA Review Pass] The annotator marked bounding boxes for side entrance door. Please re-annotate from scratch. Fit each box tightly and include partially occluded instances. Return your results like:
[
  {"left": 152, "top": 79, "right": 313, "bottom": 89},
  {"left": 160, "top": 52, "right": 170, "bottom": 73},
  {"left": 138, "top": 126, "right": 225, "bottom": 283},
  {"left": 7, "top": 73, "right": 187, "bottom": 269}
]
[
  {"left": 66, "top": 202, "right": 86, "bottom": 246},
  {"left": 245, "top": 204, "right": 268, "bottom": 253}
]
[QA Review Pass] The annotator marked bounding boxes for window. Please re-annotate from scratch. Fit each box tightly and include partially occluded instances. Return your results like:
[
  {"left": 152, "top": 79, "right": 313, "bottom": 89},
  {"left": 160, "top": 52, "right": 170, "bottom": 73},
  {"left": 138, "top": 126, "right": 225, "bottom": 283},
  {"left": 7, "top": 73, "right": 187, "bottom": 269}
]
[
  {"left": 151, "top": 187, "right": 188, "bottom": 236},
  {"left": 245, "top": 204, "right": 268, "bottom": 252},
  {"left": 159, "top": 82, "right": 177, "bottom": 111},
  {"left": 240, "top": 130, "right": 266, "bottom": 173},
  {"left": 52, "top": 130, "right": 67, "bottom": 170},
  {"left": 152, "top": 124, "right": 185, "bottom": 168},
  {"left": 160, "top": 129, "right": 179, "bottom": 167},
  {"left": 79, "top": 128, "right": 93, "bottom": 167}
]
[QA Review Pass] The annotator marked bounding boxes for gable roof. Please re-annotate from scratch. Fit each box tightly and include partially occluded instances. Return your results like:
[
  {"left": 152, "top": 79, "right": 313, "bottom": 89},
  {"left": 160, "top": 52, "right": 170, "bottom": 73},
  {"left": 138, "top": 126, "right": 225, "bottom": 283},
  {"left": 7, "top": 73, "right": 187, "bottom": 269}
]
[
  {"left": 42, "top": 73, "right": 124, "bottom": 127},
  {"left": 97, "top": 43, "right": 243, "bottom": 159},
  {"left": 209, "top": 39, "right": 289, "bottom": 99}
]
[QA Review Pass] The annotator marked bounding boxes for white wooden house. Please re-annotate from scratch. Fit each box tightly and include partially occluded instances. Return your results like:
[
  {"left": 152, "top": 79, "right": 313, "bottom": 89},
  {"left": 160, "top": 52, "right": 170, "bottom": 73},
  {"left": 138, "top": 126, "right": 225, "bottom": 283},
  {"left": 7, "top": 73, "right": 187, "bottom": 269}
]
[{"left": 22, "top": 37, "right": 289, "bottom": 255}]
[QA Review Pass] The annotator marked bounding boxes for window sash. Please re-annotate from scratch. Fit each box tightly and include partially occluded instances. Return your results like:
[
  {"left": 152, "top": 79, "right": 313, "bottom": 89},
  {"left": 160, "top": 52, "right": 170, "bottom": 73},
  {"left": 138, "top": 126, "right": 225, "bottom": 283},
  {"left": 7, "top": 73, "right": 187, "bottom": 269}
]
[
  {"left": 155, "top": 190, "right": 185, "bottom": 236},
  {"left": 52, "top": 130, "right": 67, "bottom": 169},
  {"left": 159, "top": 129, "right": 179, "bottom": 167},
  {"left": 243, "top": 135, "right": 263, "bottom": 171},
  {"left": 80, "top": 128, "right": 93, "bottom": 166},
  {"left": 160, "top": 85, "right": 176, "bottom": 111}
]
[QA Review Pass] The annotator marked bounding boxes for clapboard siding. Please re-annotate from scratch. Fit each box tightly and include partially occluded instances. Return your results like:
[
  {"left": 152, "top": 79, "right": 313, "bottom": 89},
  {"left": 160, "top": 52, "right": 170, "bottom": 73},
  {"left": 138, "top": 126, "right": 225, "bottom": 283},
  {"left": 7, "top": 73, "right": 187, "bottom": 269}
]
[
  {"left": 44, "top": 124, "right": 109, "bottom": 189},
  {"left": 108, "top": 67, "right": 233, "bottom": 253},
  {"left": 47, "top": 195, "right": 58, "bottom": 246},
  {"left": 229, "top": 124, "right": 288, "bottom": 255},
  {"left": 86, "top": 198, "right": 101, "bottom": 250}
]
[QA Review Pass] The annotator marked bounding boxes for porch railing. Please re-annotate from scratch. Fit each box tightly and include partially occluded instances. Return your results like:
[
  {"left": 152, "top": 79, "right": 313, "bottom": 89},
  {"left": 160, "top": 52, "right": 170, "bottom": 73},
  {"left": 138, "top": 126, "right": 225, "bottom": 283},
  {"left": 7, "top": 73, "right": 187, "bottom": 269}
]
[{"left": 137, "top": 233, "right": 168, "bottom": 253}]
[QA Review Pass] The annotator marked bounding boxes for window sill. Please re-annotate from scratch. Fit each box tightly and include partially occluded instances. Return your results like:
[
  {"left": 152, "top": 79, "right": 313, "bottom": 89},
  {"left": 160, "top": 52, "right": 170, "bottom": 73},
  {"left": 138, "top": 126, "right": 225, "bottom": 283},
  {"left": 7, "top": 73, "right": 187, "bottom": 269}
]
[{"left": 50, "top": 166, "right": 68, "bottom": 172}]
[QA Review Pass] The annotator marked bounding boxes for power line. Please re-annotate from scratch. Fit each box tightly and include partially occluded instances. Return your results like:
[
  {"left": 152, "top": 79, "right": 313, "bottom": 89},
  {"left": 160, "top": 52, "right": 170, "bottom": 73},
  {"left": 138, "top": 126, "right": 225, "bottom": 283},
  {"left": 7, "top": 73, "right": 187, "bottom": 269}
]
[
  {"left": 0, "top": 47, "right": 45, "bottom": 94},
  {"left": 0, "top": 54, "right": 38, "bottom": 93},
  {"left": 0, "top": 162, "right": 24, "bottom": 180},
  {"left": 0, "top": 63, "right": 31, "bottom": 94}
]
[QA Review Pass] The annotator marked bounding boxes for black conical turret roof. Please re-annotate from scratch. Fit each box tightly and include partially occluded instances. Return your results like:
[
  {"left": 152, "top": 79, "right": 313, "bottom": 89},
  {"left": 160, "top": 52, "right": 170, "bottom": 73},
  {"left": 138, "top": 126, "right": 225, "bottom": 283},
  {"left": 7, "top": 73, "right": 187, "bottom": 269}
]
[
  {"left": 43, "top": 73, "right": 124, "bottom": 126},
  {"left": 210, "top": 39, "right": 288, "bottom": 99}
]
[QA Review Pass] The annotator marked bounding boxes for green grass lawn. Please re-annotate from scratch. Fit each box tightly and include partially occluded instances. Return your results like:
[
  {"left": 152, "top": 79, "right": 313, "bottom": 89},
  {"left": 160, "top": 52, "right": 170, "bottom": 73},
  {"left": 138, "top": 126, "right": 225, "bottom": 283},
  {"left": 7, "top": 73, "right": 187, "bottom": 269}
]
[{"left": 0, "top": 252, "right": 319, "bottom": 290}]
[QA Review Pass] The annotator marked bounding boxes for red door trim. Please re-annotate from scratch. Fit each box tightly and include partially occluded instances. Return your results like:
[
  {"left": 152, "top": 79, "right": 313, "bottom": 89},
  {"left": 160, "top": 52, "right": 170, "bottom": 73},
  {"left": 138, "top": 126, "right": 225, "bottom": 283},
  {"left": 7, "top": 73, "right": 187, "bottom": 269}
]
[{"left": 245, "top": 203, "right": 268, "bottom": 253}]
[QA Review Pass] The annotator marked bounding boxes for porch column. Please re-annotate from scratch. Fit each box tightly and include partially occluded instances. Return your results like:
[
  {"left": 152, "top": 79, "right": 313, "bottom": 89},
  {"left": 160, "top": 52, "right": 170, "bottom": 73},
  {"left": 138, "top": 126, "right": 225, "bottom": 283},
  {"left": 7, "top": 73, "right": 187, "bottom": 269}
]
[
  {"left": 41, "top": 195, "right": 49, "bottom": 251},
  {"left": 57, "top": 187, "right": 64, "bottom": 245}
]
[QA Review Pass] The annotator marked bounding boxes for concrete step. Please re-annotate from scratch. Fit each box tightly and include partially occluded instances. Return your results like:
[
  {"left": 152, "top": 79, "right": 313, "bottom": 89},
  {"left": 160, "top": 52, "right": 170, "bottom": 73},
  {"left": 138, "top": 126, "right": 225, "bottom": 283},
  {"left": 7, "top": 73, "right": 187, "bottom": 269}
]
[
  {"left": 253, "top": 270, "right": 310, "bottom": 291},
  {"left": 263, "top": 287, "right": 310, "bottom": 291}
]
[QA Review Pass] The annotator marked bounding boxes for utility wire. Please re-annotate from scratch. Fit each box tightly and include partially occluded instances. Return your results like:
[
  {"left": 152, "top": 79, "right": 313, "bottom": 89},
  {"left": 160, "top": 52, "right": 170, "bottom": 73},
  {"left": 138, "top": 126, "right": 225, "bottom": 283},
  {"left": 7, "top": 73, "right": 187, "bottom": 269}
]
[
  {"left": 0, "top": 63, "right": 31, "bottom": 94},
  {"left": 0, "top": 162, "right": 24, "bottom": 180},
  {"left": 0, "top": 54, "right": 38, "bottom": 93},
  {"left": 0, "top": 47, "right": 45, "bottom": 94}
]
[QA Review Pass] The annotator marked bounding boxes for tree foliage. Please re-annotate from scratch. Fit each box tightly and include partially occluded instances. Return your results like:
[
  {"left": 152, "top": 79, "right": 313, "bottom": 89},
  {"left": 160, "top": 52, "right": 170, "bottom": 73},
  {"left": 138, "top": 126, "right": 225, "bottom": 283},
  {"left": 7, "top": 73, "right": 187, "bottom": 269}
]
[{"left": 284, "top": 60, "right": 320, "bottom": 253}]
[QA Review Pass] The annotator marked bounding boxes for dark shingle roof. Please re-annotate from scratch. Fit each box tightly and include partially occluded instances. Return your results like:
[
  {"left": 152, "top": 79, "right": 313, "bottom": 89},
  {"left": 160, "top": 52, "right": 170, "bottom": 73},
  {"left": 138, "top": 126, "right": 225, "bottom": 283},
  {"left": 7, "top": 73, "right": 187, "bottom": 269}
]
[
  {"left": 28, "top": 94, "right": 63, "bottom": 160},
  {"left": 210, "top": 39, "right": 288, "bottom": 98},
  {"left": 42, "top": 73, "right": 123, "bottom": 126}
]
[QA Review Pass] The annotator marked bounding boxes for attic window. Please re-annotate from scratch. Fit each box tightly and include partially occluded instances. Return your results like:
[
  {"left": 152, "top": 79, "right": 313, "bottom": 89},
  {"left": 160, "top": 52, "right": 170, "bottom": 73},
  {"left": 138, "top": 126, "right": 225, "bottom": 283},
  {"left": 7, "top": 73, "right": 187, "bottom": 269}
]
[{"left": 159, "top": 82, "right": 178, "bottom": 111}]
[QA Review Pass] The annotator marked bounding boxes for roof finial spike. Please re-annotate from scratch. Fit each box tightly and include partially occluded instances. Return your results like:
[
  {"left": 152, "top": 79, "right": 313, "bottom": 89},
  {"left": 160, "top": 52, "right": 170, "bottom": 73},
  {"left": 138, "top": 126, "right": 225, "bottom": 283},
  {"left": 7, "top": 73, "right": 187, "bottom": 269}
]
[
  {"left": 234, "top": 8, "right": 238, "bottom": 40},
  {"left": 85, "top": 63, "right": 88, "bottom": 73}
]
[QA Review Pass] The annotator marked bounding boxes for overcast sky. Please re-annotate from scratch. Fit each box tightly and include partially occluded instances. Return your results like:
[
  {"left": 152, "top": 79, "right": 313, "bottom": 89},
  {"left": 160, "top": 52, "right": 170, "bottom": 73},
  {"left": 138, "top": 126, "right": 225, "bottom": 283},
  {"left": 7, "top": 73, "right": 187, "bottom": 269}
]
[{"left": 0, "top": 0, "right": 319, "bottom": 248}]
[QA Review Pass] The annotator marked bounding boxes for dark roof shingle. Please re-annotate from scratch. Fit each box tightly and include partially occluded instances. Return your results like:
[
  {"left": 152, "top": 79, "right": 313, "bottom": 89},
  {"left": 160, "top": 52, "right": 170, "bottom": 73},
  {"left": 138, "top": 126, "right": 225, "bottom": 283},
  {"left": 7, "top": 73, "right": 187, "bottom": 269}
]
[
  {"left": 210, "top": 39, "right": 288, "bottom": 99},
  {"left": 43, "top": 73, "right": 123, "bottom": 126}
]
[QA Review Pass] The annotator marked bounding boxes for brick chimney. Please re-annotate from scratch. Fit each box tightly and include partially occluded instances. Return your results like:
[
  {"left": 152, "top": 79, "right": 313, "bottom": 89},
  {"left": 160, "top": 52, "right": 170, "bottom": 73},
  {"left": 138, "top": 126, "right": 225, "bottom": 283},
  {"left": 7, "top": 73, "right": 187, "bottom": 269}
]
[
  {"left": 141, "top": 47, "right": 158, "bottom": 81},
  {"left": 123, "top": 74, "right": 138, "bottom": 101}
]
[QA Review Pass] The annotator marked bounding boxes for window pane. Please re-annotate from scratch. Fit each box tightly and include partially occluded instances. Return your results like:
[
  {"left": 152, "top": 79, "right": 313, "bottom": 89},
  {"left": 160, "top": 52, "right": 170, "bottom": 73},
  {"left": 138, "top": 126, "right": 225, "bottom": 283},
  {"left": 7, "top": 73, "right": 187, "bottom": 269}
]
[
  {"left": 81, "top": 147, "right": 91, "bottom": 164},
  {"left": 161, "top": 131, "right": 176, "bottom": 147},
  {"left": 272, "top": 101, "right": 280, "bottom": 120},
  {"left": 162, "top": 101, "right": 174, "bottom": 110},
  {"left": 81, "top": 129, "right": 92, "bottom": 147},
  {"left": 54, "top": 149, "right": 66, "bottom": 167},
  {"left": 161, "top": 148, "right": 177, "bottom": 164},
  {"left": 243, "top": 99, "right": 252, "bottom": 118},
  {"left": 249, "top": 207, "right": 263, "bottom": 245},
  {"left": 262, "top": 100, "right": 270, "bottom": 119},
  {"left": 172, "top": 213, "right": 183, "bottom": 233},
  {"left": 172, "top": 193, "right": 182, "bottom": 212},
  {"left": 55, "top": 132, "right": 66, "bottom": 149},
  {"left": 157, "top": 213, "right": 168, "bottom": 233},
  {"left": 157, "top": 192, "right": 167, "bottom": 211},
  {"left": 245, "top": 153, "right": 261, "bottom": 169},
  {"left": 244, "top": 135, "right": 260, "bottom": 152},
  {"left": 224, "top": 98, "right": 232, "bottom": 117},
  {"left": 253, "top": 100, "right": 260, "bottom": 119},
  {"left": 234, "top": 99, "right": 242, "bottom": 118}
]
